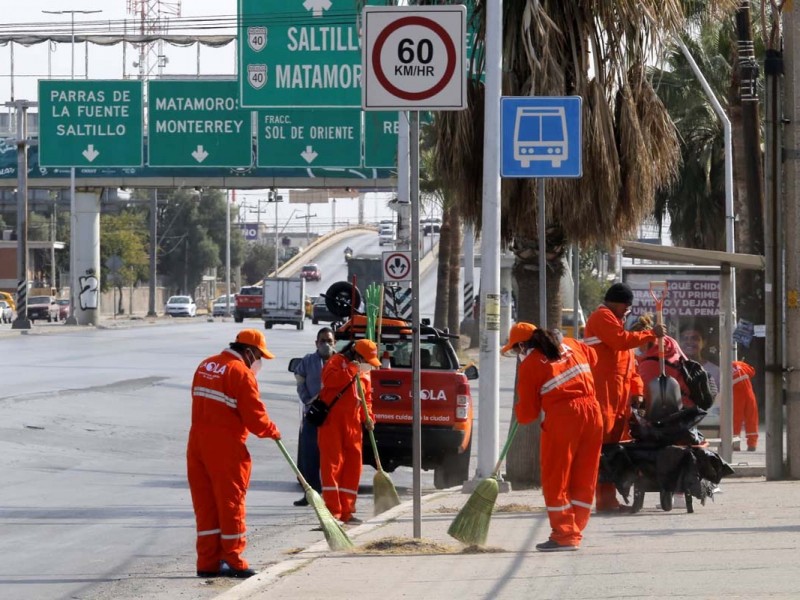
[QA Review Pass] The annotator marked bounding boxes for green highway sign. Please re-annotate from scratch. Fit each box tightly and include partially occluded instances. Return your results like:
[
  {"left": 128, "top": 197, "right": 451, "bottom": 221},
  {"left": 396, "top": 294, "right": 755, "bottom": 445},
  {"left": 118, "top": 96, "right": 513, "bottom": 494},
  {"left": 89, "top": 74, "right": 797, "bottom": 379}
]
[
  {"left": 238, "top": 0, "right": 364, "bottom": 108},
  {"left": 257, "top": 108, "right": 361, "bottom": 168},
  {"left": 38, "top": 80, "right": 143, "bottom": 167},
  {"left": 364, "top": 111, "right": 398, "bottom": 168},
  {"left": 148, "top": 80, "right": 252, "bottom": 167}
]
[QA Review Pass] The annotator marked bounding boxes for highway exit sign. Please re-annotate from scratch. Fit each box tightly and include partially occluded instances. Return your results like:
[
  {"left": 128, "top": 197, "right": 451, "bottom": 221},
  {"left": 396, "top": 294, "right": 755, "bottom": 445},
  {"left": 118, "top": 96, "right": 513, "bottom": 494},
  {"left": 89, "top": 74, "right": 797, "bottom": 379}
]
[
  {"left": 38, "top": 80, "right": 143, "bottom": 167},
  {"left": 148, "top": 80, "right": 253, "bottom": 167},
  {"left": 238, "top": 0, "right": 364, "bottom": 108},
  {"left": 256, "top": 108, "right": 361, "bottom": 168}
]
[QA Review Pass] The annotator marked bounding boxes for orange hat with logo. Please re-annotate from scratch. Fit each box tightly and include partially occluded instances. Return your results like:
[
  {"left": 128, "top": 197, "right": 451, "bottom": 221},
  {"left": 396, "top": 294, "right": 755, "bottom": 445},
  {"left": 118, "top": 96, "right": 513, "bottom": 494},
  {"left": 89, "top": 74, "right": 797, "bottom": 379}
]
[
  {"left": 354, "top": 339, "right": 381, "bottom": 367},
  {"left": 235, "top": 329, "right": 275, "bottom": 359},
  {"left": 500, "top": 322, "right": 537, "bottom": 354}
]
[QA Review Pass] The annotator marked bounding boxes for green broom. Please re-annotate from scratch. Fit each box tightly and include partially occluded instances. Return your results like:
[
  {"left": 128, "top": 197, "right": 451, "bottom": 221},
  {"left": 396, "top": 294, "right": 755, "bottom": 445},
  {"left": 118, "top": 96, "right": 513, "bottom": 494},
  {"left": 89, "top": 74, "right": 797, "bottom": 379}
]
[
  {"left": 447, "top": 419, "right": 519, "bottom": 546},
  {"left": 274, "top": 439, "right": 354, "bottom": 551},
  {"left": 356, "top": 375, "right": 402, "bottom": 515}
]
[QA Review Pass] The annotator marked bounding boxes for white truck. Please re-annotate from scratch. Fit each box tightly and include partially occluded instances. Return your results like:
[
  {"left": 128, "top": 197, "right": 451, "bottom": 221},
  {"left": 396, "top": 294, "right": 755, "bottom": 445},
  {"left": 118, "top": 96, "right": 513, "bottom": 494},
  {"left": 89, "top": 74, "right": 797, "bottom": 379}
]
[{"left": 262, "top": 277, "right": 306, "bottom": 330}]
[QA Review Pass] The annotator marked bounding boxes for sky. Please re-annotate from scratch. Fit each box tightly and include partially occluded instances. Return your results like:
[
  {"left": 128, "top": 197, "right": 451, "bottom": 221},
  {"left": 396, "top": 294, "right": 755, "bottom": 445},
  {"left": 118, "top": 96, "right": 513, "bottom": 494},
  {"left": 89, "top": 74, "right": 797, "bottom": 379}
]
[{"left": 0, "top": 0, "right": 427, "bottom": 232}]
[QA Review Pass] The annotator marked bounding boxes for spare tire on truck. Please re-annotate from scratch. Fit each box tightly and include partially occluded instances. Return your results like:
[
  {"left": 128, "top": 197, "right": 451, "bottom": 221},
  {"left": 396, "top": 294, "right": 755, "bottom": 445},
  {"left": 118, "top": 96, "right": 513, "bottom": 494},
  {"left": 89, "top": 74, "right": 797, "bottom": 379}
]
[{"left": 324, "top": 281, "right": 362, "bottom": 319}]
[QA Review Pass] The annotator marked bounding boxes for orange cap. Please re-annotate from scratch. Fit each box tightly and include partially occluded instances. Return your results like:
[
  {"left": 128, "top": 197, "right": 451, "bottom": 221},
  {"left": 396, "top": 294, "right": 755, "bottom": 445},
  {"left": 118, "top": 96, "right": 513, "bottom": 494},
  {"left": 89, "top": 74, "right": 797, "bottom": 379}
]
[
  {"left": 500, "top": 322, "right": 537, "bottom": 354},
  {"left": 236, "top": 329, "right": 275, "bottom": 359},
  {"left": 354, "top": 339, "right": 381, "bottom": 367}
]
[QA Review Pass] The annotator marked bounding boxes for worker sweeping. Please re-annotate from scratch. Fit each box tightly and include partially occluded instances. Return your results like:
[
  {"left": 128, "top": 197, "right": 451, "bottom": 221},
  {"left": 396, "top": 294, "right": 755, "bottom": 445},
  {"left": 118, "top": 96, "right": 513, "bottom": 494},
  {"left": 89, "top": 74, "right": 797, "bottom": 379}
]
[
  {"left": 507, "top": 322, "right": 603, "bottom": 552},
  {"left": 584, "top": 282, "right": 665, "bottom": 512},
  {"left": 318, "top": 339, "right": 379, "bottom": 524},
  {"left": 187, "top": 329, "right": 281, "bottom": 579}
]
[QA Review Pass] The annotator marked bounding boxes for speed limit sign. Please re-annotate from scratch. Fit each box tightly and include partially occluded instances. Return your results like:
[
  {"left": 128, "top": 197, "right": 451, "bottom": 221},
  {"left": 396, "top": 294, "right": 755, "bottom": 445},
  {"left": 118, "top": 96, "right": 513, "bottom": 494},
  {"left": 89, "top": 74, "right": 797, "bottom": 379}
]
[{"left": 362, "top": 6, "right": 466, "bottom": 110}]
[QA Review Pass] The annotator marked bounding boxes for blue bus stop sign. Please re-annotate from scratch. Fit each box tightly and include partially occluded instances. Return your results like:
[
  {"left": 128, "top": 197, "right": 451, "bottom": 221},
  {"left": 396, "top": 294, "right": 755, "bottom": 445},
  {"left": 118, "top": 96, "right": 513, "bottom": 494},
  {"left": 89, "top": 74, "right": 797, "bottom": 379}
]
[{"left": 500, "top": 96, "right": 582, "bottom": 178}]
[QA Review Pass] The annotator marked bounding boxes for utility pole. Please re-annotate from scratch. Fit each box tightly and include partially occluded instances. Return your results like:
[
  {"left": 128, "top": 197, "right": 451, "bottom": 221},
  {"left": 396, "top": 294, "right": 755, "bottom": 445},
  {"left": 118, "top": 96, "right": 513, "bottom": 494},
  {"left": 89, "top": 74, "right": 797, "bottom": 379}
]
[{"left": 783, "top": 2, "right": 800, "bottom": 478}]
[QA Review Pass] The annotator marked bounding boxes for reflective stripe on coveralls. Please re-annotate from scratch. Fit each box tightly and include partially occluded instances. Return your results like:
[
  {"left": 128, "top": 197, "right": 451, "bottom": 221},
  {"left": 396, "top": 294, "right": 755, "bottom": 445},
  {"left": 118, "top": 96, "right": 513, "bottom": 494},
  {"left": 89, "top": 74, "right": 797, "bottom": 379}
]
[
  {"left": 318, "top": 353, "right": 374, "bottom": 521},
  {"left": 187, "top": 348, "right": 279, "bottom": 573},
  {"left": 732, "top": 361, "right": 759, "bottom": 448},
  {"left": 515, "top": 338, "right": 603, "bottom": 547},
  {"left": 584, "top": 305, "right": 655, "bottom": 511}
]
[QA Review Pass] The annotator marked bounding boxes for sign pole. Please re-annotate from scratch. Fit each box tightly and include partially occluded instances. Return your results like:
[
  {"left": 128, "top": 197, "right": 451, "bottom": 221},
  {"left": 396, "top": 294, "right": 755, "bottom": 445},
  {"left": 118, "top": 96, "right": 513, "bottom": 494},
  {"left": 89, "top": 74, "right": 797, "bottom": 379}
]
[
  {"left": 538, "top": 179, "right": 547, "bottom": 328},
  {"left": 9, "top": 100, "right": 33, "bottom": 329},
  {"left": 409, "top": 109, "right": 421, "bottom": 539}
]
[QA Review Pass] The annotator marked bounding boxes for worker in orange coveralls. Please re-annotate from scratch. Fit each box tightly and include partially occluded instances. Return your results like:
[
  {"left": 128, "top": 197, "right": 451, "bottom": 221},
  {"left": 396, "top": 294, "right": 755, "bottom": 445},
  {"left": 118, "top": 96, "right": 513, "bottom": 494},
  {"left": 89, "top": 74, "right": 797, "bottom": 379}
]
[
  {"left": 319, "top": 338, "right": 379, "bottom": 524},
  {"left": 583, "top": 283, "right": 664, "bottom": 512},
  {"left": 733, "top": 361, "right": 759, "bottom": 451},
  {"left": 505, "top": 322, "right": 603, "bottom": 552},
  {"left": 187, "top": 329, "right": 281, "bottom": 579}
]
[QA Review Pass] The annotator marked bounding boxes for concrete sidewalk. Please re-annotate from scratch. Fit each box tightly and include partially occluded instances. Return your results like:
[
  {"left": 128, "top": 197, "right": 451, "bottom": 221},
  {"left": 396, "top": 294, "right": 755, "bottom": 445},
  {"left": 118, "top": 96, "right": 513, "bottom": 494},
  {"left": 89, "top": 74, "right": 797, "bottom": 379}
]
[{"left": 215, "top": 467, "right": 798, "bottom": 600}]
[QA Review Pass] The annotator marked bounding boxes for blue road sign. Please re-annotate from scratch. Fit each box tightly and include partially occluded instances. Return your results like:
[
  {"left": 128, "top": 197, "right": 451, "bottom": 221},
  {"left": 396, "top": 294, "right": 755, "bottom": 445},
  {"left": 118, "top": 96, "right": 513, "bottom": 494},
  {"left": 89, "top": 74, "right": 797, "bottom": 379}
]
[{"left": 500, "top": 96, "right": 582, "bottom": 178}]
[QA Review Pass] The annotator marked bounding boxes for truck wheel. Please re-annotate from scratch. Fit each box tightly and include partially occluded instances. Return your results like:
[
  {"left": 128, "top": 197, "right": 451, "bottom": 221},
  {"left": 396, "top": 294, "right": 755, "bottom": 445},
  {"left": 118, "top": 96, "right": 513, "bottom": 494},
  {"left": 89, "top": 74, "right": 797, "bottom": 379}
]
[
  {"left": 234, "top": 315, "right": 243, "bottom": 323},
  {"left": 297, "top": 321, "right": 304, "bottom": 330},
  {"left": 433, "top": 438, "right": 472, "bottom": 489},
  {"left": 264, "top": 322, "right": 273, "bottom": 329},
  {"left": 312, "top": 317, "right": 318, "bottom": 325}
]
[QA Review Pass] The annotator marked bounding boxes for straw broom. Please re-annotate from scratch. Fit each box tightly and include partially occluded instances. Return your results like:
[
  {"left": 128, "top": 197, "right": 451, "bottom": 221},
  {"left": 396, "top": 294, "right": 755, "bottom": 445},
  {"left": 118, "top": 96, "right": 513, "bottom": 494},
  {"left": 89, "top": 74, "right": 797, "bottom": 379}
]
[
  {"left": 356, "top": 375, "right": 402, "bottom": 515},
  {"left": 274, "top": 439, "right": 354, "bottom": 551},
  {"left": 448, "top": 420, "right": 519, "bottom": 546}
]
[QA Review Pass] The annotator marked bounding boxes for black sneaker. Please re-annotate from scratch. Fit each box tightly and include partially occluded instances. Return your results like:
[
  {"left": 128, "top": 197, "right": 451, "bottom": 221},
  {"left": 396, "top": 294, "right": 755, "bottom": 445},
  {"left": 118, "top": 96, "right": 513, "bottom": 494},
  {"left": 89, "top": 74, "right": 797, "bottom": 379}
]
[
  {"left": 535, "top": 540, "right": 579, "bottom": 552},
  {"left": 293, "top": 496, "right": 309, "bottom": 507},
  {"left": 219, "top": 564, "right": 257, "bottom": 579},
  {"left": 344, "top": 516, "right": 362, "bottom": 524},
  {"left": 196, "top": 570, "right": 220, "bottom": 578}
]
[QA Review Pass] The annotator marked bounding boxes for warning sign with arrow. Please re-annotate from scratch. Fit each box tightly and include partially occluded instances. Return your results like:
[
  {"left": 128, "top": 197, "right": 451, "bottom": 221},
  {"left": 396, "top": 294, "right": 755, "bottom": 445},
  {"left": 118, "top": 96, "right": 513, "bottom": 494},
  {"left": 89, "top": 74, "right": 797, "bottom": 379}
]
[{"left": 383, "top": 251, "right": 412, "bottom": 283}]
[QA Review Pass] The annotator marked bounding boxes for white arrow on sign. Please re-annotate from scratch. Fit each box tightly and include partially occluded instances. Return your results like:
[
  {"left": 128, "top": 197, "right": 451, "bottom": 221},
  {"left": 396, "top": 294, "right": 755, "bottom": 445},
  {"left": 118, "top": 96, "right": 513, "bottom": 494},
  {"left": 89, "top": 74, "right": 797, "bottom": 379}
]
[
  {"left": 303, "top": 0, "right": 332, "bottom": 18},
  {"left": 82, "top": 144, "right": 100, "bottom": 162},
  {"left": 300, "top": 146, "right": 318, "bottom": 164},
  {"left": 191, "top": 145, "right": 209, "bottom": 163}
]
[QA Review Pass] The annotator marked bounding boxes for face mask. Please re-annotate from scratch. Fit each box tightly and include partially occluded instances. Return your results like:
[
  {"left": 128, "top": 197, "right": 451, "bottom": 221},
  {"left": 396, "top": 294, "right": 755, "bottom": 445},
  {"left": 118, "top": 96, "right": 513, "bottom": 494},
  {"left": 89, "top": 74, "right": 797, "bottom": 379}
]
[
  {"left": 318, "top": 343, "right": 334, "bottom": 358},
  {"left": 250, "top": 358, "right": 263, "bottom": 376},
  {"left": 358, "top": 362, "right": 373, "bottom": 373}
]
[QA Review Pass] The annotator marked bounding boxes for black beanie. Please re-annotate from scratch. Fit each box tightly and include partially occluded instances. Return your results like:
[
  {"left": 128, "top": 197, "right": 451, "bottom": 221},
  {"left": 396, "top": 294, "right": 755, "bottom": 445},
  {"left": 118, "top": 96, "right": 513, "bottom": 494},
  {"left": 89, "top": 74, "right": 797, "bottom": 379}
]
[{"left": 604, "top": 282, "right": 634, "bottom": 304}]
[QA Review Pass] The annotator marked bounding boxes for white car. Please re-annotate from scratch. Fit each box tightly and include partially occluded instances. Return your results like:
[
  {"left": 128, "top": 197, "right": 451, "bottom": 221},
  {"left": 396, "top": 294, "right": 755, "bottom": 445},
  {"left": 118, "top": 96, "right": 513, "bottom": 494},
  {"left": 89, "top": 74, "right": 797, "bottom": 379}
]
[
  {"left": 212, "top": 294, "right": 235, "bottom": 317},
  {"left": 165, "top": 295, "right": 197, "bottom": 317},
  {"left": 0, "top": 300, "right": 13, "bottom": 323}
]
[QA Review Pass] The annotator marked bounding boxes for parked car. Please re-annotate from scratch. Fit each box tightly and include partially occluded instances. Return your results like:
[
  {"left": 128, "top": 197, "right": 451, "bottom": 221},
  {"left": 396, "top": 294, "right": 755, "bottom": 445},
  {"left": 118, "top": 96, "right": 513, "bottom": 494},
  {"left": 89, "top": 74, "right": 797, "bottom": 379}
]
[
  {"left": 27, "top": 295, "right": 59, "bottom": 322},
  {"left": 0, "top": 300, "right": 13, "bottom": 323},
  {"left": 165, "top": 295, "right": 197, "bottom": 317},
  {"left": 55, "top": 298, "right": 71, "bottom": 321},
  {"left": 311, "top": 295, "right": 338, "bottom": 325},
  {"left": 212, "top": 294, "right": 235, "bottom": 317},
  {"left": 422, "top": 218, "right": 442, "bottom": 235},
  {"left": 0, "top": 291, "right": 16, "bottom": 312},
  {"left": 300, "top": 264, "right": 322, "bottom": 281}
]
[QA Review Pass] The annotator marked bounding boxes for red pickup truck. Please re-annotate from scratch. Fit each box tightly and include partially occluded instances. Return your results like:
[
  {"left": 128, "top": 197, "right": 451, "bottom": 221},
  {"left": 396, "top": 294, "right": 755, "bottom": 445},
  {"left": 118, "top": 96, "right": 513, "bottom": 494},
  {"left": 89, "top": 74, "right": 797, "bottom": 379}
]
[
  {"left": 233, "top": 285, "right": 262, "bottom": 323},
  {"left": 335, "top": 315, "right": 478, "bottom": 489}
]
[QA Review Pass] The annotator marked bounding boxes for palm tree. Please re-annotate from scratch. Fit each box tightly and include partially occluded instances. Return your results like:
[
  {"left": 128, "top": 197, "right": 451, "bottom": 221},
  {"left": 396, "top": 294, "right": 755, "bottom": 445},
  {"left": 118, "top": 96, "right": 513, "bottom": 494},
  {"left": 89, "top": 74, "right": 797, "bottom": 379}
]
[{"left": 430, "top": 1, "right": 736, "bottom": 487}]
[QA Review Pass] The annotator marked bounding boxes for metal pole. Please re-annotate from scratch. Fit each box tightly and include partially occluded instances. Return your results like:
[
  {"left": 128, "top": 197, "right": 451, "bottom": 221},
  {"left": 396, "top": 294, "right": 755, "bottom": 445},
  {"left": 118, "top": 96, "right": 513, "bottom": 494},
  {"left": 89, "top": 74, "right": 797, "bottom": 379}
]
[
  {"left": 225, "top": 190, "right": 231, "bottom": 317},
  {"left": 784, "top": 3, "right": 800, "bottom": 478},
  {"left": 538, "top": 180, "right": 547, "bottom": 328},
  {"left": 148, "top": 190, "right": 157, "bottom": 316},
  {"left": 476, "top": 0, "right": 502, "bottom": 479},
  {"left": 10, "top": 100, "right": 32, "bottom": 329},
  {"left": 398, "top": 112, "right": 410, "bottom": 250},
  {"left": 274, "top": 192, "right": 279, "bottom": 276},
  {"left": 409, "top": 111, "right": 421, "bottom": 538},
  {"left": 764, "top": 49, "right": 785, "bottom": 479}
]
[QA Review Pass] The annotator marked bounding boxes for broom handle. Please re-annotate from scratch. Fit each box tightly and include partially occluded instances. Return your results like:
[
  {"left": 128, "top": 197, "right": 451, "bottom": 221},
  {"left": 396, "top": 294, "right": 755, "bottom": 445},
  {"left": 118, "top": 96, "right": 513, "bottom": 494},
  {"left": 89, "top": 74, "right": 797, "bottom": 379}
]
[
  {"left": 355, "top": 374, "right": 384, "bottom": 472},
  {"left": 275, "top": 439, "right": 312, "bottom": 493},
  {"left": 650, "top": 282, "right": 668, "bottom": 377},
  {"left": 492, "top": 420, "right": 519, "bottom": 478},
  {"left": 377, "top": 285, "right": 384, "bottom": 343}
]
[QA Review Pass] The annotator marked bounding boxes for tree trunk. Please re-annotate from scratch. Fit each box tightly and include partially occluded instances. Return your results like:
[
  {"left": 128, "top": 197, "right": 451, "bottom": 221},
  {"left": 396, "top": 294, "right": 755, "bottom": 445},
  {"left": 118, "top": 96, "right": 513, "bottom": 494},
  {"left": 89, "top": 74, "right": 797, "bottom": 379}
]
[
  {"left": 733, "top": 3, "right": 766, "bottom": 409},
  {"left": 448, "top": 214, "right": 462, "bottom": 350},
  {"left": 433, "top": 205, "right": 452, "bottom": 330},
  {"left": 505, "top": 237, "right": 567, "bottom": 489}
]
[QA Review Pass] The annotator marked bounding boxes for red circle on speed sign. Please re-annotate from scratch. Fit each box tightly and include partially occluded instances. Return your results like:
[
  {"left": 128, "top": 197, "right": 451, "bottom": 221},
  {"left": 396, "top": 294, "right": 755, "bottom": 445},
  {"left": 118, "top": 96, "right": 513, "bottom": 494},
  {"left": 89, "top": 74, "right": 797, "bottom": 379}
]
[{"left": 371, "top": 16, "right": 457, "bottom": 102}]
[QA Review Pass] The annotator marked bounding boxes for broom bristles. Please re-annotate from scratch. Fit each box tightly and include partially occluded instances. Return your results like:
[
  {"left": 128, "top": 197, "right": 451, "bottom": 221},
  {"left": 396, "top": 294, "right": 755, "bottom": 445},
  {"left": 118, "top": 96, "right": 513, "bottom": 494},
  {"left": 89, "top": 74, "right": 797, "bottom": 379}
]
[
  {"left": 447, "top": 476, "right": 500, "bottom": 546},
  {"left": 305, "top": 487, "right": 354, "bottom": 551},
  {"left": 373, "top": 470, "right": 401, "bottom": 516}
]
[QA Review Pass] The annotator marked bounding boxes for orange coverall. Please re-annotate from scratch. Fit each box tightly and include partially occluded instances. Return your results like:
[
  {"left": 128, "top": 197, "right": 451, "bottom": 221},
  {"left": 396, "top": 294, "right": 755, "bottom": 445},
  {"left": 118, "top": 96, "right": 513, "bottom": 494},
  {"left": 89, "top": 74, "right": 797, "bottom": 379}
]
[
  {"left": 318, "top": 353, "right": 374, "bottom": 522},
  {"left": 584, "top": 305, "right": 655, "bottom": 510},
  {"left": 733, "top": 361, "right": 759, "bottom": 449},
  {"left": 515, "top": 338, "right": 603, "bottom": 548},
  {"left": 187, "top": 349, "right": 279, "bottom": 574}
]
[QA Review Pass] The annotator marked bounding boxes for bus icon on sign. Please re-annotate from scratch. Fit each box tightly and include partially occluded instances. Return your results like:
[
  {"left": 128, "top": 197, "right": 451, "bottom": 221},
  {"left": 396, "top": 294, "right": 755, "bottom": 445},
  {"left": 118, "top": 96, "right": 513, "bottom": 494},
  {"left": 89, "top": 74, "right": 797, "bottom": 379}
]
[
  {"left": 513, "top": 106, "right": 568, "bottom": 168},
  {"left": 500, "top": 96, "right": 582, "bottom": 178}
]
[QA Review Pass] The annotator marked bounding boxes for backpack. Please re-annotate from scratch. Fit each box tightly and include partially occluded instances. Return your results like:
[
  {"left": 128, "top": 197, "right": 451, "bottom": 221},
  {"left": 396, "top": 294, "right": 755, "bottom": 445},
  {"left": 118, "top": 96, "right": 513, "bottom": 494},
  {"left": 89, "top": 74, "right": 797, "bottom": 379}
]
[{"left": 678, "top": 358, "right": 716, "bottom": 410}]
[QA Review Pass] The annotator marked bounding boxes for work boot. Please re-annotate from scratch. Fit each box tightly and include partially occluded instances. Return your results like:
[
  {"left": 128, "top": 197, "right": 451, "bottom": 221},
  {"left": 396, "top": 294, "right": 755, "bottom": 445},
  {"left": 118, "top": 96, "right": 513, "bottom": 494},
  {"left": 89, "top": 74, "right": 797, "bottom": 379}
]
[
  {"left": 219, "top": 563, "right": 257, "bottom": 579},
  {"left": 293, "top": 496, "right": 309, "bottom": 507},
  {"left": 535, "top": 540, "right": 579, "bottom": 552},
  {"left": 747, "top": 446, "right": 757, "bottom": 452}
]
